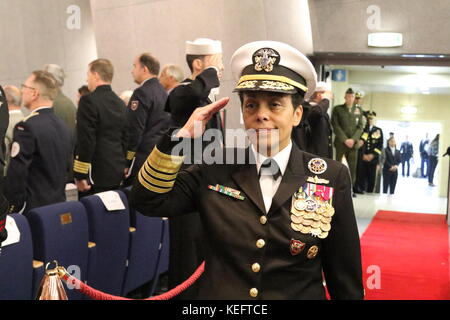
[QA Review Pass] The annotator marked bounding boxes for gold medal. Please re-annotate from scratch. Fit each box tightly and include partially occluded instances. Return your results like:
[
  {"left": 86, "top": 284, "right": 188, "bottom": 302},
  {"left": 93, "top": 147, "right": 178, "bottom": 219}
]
[
  {"left": 291, "top": 222, "right": 302, "bottom": 232},
  {"left": 291, "top": 215, "right": 304, "bottom": 224},
  {"left": 300, "top": 226, "right": 311, "bottom": 234},
  {"left": 320, "top": 222, "right": 331, "bottom": 232},
  {"left": 303, "top": 212, "right": 315, "bottom": 220},
  {"left": 310, "top": 228, "right": 321, "bottom": 237},
  {"left": 313, "top": 213, "right": 321, "bottom": 221},
  {"left": 320, "top": 216, "right": 332, "bottom": 224},
  {"left": 311, "top": 221, "right": 321, "bottom": 229},
  {"left": 302, "top": 219, "right": 312, "bottom": 226},
  {"left": 318, "top": 231, "right": 329, "bottom": 239},
  {"left": 291, "top": 209, "right": 305, "bottom": 217}
]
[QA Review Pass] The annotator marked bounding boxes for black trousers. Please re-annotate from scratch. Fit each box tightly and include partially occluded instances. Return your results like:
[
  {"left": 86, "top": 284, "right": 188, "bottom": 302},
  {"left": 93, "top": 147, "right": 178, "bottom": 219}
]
[
  {"left": 361, "top": 161, "right": 377, "bottom": 193},
  {"left": 383, "top": 171, "right": 398, "bottom": 194},
  {"left": 428, "top": 156, "right": 438, "bottom": 184},
  {"left": 401, "top": 157, "right": 411, "bottom": 177}
]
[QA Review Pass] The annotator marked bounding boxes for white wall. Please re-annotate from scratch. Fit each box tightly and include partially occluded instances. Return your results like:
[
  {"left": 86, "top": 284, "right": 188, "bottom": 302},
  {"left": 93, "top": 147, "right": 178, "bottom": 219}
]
[
  {"left": 89, "top": 0, "right": 314, "bottom": 131},
  {"left": 0, "top": 0, "right": 98, "bottom": 102}
]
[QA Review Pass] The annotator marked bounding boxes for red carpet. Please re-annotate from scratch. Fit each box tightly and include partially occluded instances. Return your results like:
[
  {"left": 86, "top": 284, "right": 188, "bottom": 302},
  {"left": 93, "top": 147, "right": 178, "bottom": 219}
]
[{"left": 361, "top": 211, "right": 450, "bottom": 300}]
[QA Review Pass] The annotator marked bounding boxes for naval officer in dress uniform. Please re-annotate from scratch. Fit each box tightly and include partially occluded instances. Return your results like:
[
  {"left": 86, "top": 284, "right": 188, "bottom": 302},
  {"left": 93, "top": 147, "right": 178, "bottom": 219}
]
[
  {"left": 163, "top": 38, "right": 225, "bottom": 299},
  {"left": 131, "top": 41, "right": 364, "bottom": 300}
]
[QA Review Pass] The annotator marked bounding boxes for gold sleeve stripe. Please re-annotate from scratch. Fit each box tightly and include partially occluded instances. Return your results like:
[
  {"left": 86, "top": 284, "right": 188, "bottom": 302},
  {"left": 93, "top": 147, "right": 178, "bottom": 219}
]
[
  {"left": 138, "top": 172, "right": 173, "bottom": 194},
  {"left": 74, "top": 160, "right": 91, "bottom": 174},
  {"left": 374, "top": 148, "right": 382, "bottom": 154},
  {"left": 361, "top": 133, "right": 369, "bottom": 141},
  {"left": 127, "top": 151, "right": 136, "bottom": 161},
  {"left": 146, "top": 147, "right": 184, "bottom": 173},
  {"left": 140, "top": 166, "right": 176, "bottom": 188},
  {"left": 144, "top": 161, "right": 178, "bottom": 181}
]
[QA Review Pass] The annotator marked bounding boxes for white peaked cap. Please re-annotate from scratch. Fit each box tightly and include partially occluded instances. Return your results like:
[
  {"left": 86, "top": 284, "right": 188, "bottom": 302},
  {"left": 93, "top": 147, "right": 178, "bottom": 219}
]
[{"left": 231, "top": 40, "right": 317, "bottom": 99}]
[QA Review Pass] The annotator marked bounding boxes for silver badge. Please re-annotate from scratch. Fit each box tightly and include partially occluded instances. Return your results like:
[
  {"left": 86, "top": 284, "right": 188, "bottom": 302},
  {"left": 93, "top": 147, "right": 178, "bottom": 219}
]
[{"left": 308, "top": 158, "right": 327, "bottom": 175}]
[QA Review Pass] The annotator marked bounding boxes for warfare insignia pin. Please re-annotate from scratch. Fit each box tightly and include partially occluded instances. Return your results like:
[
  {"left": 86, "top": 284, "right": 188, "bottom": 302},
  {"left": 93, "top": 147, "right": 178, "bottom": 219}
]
[
  {"left": 253, "top": 48, "right": 280, "bottom": 73},
  {"left": 290, "top": 239, "right": 306, "bottom": 256},
  {"left": 308, "top": 158, "right": 327, "bottom": 175}
]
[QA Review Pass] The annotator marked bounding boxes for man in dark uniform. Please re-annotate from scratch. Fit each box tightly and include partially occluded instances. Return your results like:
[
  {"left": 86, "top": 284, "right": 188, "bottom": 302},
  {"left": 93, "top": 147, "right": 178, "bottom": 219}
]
[
  {"left": 5, "top": 71, "right": 72, "bottom": 214},
  {"left": 124, "top": 53, "right": 170, "bottom": 186},
  {"left": 74, "top": 59, "right": 128, "bottom": 196},
  {"left": 162, "top": 38, "right": 225, "bottom": 299},
  {"left": 331, "top": 88, "right": 364, "bottom": 196},
  {"left": 130, "top": 41, "right": 363, "bottom": 299},
  {"left": 358, "top": 112, "right": 383, "bottom": 193},
  {"left": 293, "top": 81, "right": 333, "bottom": 158}
]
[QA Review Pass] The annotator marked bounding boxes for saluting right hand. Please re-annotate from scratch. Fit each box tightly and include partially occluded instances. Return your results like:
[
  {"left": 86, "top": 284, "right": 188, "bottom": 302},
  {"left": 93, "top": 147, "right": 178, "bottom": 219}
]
[{"left": 176, "top": 97, "right": 230, "bottom": 139}]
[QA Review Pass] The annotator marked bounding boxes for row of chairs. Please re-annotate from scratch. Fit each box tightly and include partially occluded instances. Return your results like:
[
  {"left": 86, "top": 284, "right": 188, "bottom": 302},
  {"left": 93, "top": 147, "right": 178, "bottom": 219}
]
[{"left": 0, "top": 190, "right": 169, "bottom": 300}]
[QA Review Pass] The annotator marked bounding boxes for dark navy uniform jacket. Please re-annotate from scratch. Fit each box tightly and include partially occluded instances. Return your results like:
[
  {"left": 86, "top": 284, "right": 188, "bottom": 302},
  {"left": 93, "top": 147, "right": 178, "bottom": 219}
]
[
  {"left": 130, "top": 131, "right": 364, "bottom": 300},
  {"left": 74, "top": 85, "right": 128, "bottom": 190},
  {"left": 165, "top": 67, "right": 223, "bottom": 134},
  {"left": 5, "top": 108, "right": 72, "bottom": 214},
  {"left": 125, "top": 78, "right": 170, "bottom": 179}
]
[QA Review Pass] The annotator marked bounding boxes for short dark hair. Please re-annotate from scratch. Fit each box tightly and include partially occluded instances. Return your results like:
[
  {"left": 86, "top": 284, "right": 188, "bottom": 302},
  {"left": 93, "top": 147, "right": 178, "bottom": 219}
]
[
  {"left": 89, "top": 58, "right": 114, "bottom": 82},
  {"left": 32, "top": 70, "right": 58, "bottom": 101},
  {"left": 238, "top": 90, "right": 304, "bottom": 110},
  {"left": 139, "top": 53, "right": 160, "bottom": 75},
  {"left": 186, "top": 54, "right": 207, "bottom": 73},
  {"left": 78, "top": 85, "right": 90, "bottom": 96}
]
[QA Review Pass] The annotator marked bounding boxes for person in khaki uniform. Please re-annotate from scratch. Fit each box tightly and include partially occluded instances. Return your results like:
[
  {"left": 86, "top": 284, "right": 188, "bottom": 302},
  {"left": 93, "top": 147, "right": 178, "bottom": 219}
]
[{"left": 331, "top": 88, "right": 364, "bottom": 190}]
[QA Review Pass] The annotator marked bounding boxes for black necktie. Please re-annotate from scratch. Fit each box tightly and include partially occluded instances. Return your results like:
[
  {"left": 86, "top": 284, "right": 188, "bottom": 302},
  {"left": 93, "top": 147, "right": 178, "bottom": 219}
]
[{"left": 259, "top": 159, "right": 281, "bottom": 180}]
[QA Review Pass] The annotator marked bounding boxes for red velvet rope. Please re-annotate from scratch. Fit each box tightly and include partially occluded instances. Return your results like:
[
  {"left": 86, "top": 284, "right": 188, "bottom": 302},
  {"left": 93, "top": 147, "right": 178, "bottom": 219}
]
[{"left": 61, "top": 261, "right": 205, "bottom": 300}]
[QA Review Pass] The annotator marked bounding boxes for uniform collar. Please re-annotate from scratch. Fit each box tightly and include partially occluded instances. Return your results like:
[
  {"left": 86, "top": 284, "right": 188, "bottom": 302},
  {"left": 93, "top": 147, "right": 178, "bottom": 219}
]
[
  {"left": 251, "top": 140, "right": 292, "bottom": 177},
  {"left": 94, "top": 85, "right": 112, "bottom": 92},
  {"left": 140, "top": 77, "right": 157, "bottom": 87},
  {"left": 33, "top": 106, "right": 53, "bottom": 113}
]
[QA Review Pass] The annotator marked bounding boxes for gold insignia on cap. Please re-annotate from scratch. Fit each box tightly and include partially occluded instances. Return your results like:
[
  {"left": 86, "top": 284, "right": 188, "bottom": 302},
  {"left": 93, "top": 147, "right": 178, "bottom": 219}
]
[{"left": 253, "top": 48, "right": 279, "bottom": 72}]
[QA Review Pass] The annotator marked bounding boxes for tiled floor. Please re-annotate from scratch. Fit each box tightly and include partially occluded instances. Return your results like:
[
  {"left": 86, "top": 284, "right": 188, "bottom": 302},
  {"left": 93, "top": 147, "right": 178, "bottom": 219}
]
[{"left": 353, "top": 175, "right": 448, "bottom": 236}]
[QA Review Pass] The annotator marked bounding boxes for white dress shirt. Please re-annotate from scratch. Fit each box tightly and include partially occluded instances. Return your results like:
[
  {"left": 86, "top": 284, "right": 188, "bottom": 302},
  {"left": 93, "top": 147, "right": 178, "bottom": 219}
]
[{"left": 251, "top": 141, "right": 292, "bottom": 213}]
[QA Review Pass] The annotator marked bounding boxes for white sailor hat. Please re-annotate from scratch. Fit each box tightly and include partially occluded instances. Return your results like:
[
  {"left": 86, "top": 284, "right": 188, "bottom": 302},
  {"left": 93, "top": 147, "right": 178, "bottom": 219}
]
[
  {"left": 314, "top": 81, "right": 330, "bottom": 93},
  {"left": 231, "top": 41, "right": 317, "bottom": 99},
  {"left": 186, "top": 38, "right": 222, "bottom": 55}
]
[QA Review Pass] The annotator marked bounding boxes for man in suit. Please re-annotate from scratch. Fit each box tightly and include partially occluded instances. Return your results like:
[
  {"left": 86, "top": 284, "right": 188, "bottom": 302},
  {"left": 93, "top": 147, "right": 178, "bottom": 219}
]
[
  {"left": 419, "top": 133, "right": 429, "bottom": 178},
  {"left": 331, "top": 88, "right": 364, "bottom": 196},
  {"left": 293, "top": 81, "right": 333, "bottom": 158},
  {"left": 400, "top": 136, "right": 414, "bottom": 177},
  {"left": 383, "top": 137, "right": 401, "bottom": 194},
  {"left": 162, "top": 38, "right": 225, "bottom": 299},
  {"left": 358, "top": 112, "right": 383, "bottom": 193},
  {"left": 74, "top": 59, "right": 128, "bottom": 197},
  {"left": 5, "top": 71, "right": 72, "bottom": 214},
  {"left": 130, "top": 41, "right": 364, "bottom": 300},
  {"left": 124, "top": 53, "right": 170, "bottom": 186}
]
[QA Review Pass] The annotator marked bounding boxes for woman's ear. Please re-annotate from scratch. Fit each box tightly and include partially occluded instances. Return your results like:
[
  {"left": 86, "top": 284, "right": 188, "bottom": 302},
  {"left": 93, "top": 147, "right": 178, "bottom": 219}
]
[{"left": 293, "top": 105, "right": 303, "bottom": 126}]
